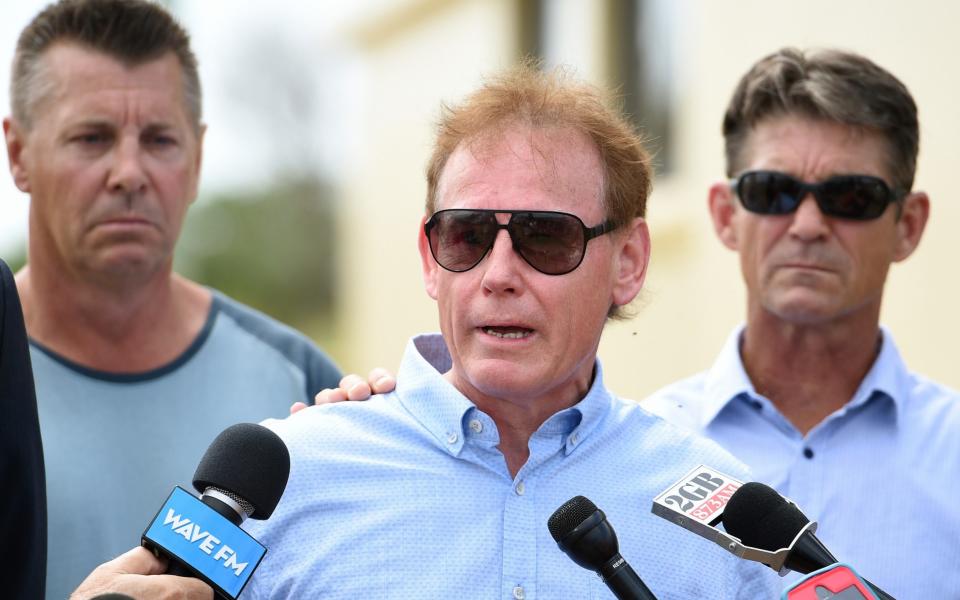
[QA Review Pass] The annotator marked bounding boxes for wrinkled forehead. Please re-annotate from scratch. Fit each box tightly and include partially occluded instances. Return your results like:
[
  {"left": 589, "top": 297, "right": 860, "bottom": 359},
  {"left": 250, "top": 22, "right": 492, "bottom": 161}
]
[
  {"left": 738, "top": 114, "right": 895, "bottom": 183},
  {"left": 436, "top": 125, "right": 605, "bottom": 216},
  {"left": 29, "top": 43, "right": 195, "bottom": 130}
]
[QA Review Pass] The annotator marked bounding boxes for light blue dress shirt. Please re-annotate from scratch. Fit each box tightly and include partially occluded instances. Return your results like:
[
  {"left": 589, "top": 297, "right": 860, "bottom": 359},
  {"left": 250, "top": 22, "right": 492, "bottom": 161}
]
[
  {"left": 243, "top": 334, "right": 779, "bottom": 599},
  {"left": 645, "top": 326, "right": 960, "bottom": 599}
]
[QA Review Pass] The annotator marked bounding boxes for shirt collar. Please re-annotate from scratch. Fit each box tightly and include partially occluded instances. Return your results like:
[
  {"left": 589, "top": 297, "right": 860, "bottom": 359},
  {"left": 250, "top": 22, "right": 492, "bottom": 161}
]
[
  {"left": 700, "top": 325, "right": 910, "bottom": 428},
  {"left": 394, "top": 333, "right": 612, "bottom": 457},
  {"left": 848, "top": 326, "right": 910, "bottom": 422},
  {"left": 698, "top": 325, "right": 756, "bottom": 429}
]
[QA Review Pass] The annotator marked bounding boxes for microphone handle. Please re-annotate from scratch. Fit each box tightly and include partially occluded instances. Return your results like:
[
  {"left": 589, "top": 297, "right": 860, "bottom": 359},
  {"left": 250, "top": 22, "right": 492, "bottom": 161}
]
[
  {"left": 601, "top": 554, "right": 658, "bottom": 600},
  {"left": 164, "top": 493, "right": 243, "bottom": 579}
]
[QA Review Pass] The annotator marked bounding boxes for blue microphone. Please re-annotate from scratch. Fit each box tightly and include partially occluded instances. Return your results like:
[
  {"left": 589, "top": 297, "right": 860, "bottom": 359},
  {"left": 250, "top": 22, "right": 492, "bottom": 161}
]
[{"left": 141, "top": 423, "right": 289, "bottom": 599}]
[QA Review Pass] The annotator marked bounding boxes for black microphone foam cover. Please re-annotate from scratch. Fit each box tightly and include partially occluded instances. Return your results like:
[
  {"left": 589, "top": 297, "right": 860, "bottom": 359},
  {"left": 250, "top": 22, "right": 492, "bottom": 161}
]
[
  {"left": 723, "top": 482, "right": 809, "bottom": 551},
  {"left": 548, "top": 495, "right": 597, "bottom": 541},
  {"left": 192, "top": 422, "right": 290, "bottom": 520}
]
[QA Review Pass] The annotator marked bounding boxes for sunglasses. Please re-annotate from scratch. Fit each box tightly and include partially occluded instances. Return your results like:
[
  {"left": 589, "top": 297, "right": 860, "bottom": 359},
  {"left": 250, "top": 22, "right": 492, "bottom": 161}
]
[
  {"left": 731, "top": 170, "right": 904, "bottom": 221},
  {"left": 424, "top": 209, "right": 616, "bottom": 275}
]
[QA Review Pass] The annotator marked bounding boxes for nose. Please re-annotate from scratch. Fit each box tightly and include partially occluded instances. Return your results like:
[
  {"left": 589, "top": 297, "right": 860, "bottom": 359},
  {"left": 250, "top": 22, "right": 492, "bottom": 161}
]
[
  {"left": 788, "top": 193, "right": 830, "bottom": 241},
  {"left": 106, "top": 135, "right": 148, "bottom": 196},
  {"left": 479, "top": 229, "right": 525, "bottom": 296}
]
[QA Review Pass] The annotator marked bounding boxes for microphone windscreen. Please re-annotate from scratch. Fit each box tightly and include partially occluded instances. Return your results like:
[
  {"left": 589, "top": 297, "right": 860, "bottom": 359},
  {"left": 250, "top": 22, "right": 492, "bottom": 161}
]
[
  {"left": 192, "top": 422, "right": 290, "bottom": 519},
  {"left": 548, "top": 495, "right": 597, "bottom": 541},
  {"left": 723, "top": 482, "right": 809, "bottom": 551}
]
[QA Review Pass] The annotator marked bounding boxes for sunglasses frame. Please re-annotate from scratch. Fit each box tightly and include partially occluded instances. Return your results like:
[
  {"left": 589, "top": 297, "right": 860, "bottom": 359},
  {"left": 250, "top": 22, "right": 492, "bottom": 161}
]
[
  {"left": 424, "top": 209, "right": 616, "bottom": 276},
  {"left": 730, "top": 170, "right": 905, "bottom": 221}
]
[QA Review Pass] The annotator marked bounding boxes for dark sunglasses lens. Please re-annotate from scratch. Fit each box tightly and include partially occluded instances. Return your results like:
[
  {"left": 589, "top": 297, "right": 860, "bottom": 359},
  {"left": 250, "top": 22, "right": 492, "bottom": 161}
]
[
  {"left": 511, "top": 212, "right": 585, "bottom": 274},
  {"left": 738, "top": 172, "right": 802, "bottom": 215},
  {"left": 429, "top": 211, "right": 496, "bottom": 271},
  {"left": 819, "top": 177, "right": 891, "bottom": 220}
]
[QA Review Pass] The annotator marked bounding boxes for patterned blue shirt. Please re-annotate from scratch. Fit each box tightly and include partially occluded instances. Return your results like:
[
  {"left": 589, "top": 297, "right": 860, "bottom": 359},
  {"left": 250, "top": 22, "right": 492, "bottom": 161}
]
[
  {"left": 644, "top": 326, "right": 960, "bottom": 599},
  {"left": 243, "top": 334, "right": 778, "bottom": 599}
]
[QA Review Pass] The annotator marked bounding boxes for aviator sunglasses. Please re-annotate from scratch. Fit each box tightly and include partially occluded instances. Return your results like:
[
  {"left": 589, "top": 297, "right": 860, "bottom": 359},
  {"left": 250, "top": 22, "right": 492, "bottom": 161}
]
[
  {"left": 731, "top": 170, "right": 905, "bottom": 221},
  {"left": 424, "top": 209, "right": 616, "bottom": 275}
]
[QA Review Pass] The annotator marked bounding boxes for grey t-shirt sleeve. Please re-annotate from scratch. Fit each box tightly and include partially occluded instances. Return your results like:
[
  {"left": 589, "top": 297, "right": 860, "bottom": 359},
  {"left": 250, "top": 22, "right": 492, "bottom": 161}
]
[{"left": 212, "top": 291, "right": 342, "bottom": 403}]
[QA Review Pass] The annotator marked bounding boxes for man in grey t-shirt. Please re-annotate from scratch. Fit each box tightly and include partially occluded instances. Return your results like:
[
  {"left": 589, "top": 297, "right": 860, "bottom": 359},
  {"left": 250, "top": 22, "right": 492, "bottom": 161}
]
[{"left": 2, "top": 1, "right": 344, "bottom": 597}]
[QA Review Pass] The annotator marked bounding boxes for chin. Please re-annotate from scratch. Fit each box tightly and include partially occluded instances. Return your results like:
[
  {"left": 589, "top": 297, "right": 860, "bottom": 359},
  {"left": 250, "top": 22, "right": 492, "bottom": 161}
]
[
  {"left": 462, "top": 361, "right": 546, "bottom": 399},
  {"left": 92, "top": 250, "right": 168, "bottom": 279},
  {"left": 767, "top": 300, "right": 844, "bottom": 325}
]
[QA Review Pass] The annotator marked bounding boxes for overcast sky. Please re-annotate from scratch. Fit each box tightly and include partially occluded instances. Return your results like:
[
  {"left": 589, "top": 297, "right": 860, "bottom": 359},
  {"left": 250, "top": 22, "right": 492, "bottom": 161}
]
[{"left": 0, "top": 0, "right": 395, "bottom": 256}]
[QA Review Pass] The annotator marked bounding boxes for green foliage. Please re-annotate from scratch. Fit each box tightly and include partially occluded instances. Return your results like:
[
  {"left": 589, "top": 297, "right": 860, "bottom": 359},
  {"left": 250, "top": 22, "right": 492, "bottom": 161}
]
[
  {"left": 175, "top": 176, "right": 338, "bottom": 333},
  {"left": 0, "top": 246, "right": 26, "bottom": 273}
]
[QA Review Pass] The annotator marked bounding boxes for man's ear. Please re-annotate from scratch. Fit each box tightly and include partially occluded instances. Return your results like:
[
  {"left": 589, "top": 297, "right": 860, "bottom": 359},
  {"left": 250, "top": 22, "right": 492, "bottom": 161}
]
[
  {"left": 893, "top": 191, "right": 930, "bottom": 262},
  {"left": 4, "top": 118, "right": 31, "bottom": 193},
  {"left": 418, "top": 216, "right": 439, "bottom": 300},
  {"left": 188, "top": 123, "right": 207, "bottom": 205},
  {"left": 611, "top": 217, "right": 650, "bottom": 307},
  {"left": 708, "top": 180, "right": 739, "bottom": 250}
]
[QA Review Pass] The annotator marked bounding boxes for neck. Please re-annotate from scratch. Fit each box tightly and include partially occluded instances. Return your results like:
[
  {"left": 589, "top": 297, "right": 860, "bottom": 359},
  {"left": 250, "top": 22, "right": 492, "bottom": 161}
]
[
  {"left": 445, "top": 368, "right": 593, "bottom": 479},
  {"left": 741, "top": 308, "right": 882, "bottom": 435},
  {"left": 17, "top": 261, "right": 211, "bottom": 373}
]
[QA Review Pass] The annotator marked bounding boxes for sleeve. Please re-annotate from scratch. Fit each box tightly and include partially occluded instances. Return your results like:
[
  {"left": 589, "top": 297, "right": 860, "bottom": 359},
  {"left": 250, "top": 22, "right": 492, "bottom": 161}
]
[{"left": 0, "top": 258, "right": 47, "bottom": 599}]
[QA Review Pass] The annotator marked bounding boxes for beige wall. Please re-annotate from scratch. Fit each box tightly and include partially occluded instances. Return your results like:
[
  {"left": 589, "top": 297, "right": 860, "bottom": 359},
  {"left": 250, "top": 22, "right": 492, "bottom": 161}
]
[{"left": 335, "top": 0, "right": 960, "bottom": 400}]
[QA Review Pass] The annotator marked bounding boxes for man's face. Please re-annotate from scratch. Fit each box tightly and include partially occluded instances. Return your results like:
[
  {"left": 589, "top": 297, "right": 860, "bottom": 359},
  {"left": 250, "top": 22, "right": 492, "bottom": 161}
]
[
  {"left": 419, "top": 126, "right": 649, "bottom": 408},
  {"left": 4, "top": 43, "right": 203, "bottom": 283},
  {"left": 711, "top": 114, "right": 927, "bottom": 326}
]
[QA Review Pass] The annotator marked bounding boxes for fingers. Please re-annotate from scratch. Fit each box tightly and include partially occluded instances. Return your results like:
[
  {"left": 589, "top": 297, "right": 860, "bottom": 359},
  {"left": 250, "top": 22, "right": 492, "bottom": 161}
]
[
  {"left": 314, "top": 388, "right": 348, "bottom": 405},
  {"left": 367, "top": 368, "right": 396, "bottom": 394},
  {"left": 289, "top": 401, "right": 308, "bottom": 414},
  {"left": 314, "top": 374, "right": 363, "bottom": 405},
  {"left": 312, "top": 369, "right": 396, "bottom": 406},
  {"left": 103, "top": 546, "right": 167, "bottom": 576},
  {"left": 71, "top": 547, "right": 213, "bottom": 600},
  {"left": 341, "top": 373, "right": 372, "bottom": 401}
]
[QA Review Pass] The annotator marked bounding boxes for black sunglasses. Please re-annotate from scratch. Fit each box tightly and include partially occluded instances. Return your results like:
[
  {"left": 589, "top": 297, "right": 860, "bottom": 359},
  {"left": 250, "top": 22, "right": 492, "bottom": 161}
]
[
  {"left": 424, "top": 209, "right": 616, "bottom": 276},
  {"left": 731, "top": 170, "right": 905, "bottom": 221}
]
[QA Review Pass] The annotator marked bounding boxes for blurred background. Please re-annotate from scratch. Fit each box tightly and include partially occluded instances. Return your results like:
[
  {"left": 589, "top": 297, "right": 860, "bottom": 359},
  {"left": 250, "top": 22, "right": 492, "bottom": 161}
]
[{"left": 2, "top": 0, "right": 957, "bottom": 400}]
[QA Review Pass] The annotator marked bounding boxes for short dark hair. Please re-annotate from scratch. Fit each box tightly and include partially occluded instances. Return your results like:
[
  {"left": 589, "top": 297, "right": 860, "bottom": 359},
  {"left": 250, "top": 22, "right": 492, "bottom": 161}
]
[
  {"left": 723, "top": 48, "right": 919, "bottom": 192},
  {"left": 10, "top": 0, "right": 201, "bottom": 130}
]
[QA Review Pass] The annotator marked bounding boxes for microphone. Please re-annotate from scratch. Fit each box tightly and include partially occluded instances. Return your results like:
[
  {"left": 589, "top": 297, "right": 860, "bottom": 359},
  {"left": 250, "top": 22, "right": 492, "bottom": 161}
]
[
  {"left": 723, "top": 482, "right": 895, "bottom": 600},
  {"left": 781, "top": 563, "right": 878, "bottom": 599},
  {"left": 548, "top": 495, "right": 658, "bottom": 600},
  {"left": 141, "top": 423, "right": 290, "bottom": 600}
]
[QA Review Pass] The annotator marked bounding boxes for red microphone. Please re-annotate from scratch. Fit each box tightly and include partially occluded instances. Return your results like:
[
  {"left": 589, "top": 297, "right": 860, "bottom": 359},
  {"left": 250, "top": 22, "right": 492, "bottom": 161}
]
[{"left": 783, "top": 563, "right": 877, "bottom": 599}]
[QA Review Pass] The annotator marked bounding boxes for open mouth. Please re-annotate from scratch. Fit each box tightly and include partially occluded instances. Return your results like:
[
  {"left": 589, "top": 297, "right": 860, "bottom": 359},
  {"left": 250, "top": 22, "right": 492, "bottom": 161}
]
[{"left": 481, "top": 326, "right": 533, "bottom": 340}]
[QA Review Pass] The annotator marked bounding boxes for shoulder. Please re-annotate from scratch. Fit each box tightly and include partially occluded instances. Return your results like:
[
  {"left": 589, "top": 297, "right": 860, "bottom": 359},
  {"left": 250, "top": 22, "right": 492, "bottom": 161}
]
[
  {"left": 260, "top": 393, "right": 418, "bottom": 454},
  {"left": 210, "top": 290, "right": 342, "bottom": 394},
  {"left": 639, "top": 371, "right": 712, "bottom": 432},
  {"left": 902, "top": 371, "right": 960, "bottom": 430},
  {"left": 607, "top": 397, "right": 752, "bottom": 483}
]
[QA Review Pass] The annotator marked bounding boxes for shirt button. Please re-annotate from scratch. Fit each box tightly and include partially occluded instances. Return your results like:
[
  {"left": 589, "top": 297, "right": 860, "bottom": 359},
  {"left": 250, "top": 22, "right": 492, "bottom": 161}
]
[
  {"left": 512, "top": 585, "right": 525, "bottom": 599},
  {"left": 515, "top": 480, "right": 526, "bottom": 496},
  {"left": 447, "top": 432, "right": 458, "bottom": 444},
  {"left": 803, "top": 447, "right": 814, "bottom": 459},
  {"left": 469, "top": 419, "right": 483, "bottom": 433}
]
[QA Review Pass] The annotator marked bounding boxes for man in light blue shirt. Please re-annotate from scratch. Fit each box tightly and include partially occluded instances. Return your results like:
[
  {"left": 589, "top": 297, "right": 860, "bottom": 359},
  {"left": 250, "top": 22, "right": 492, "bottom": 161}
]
[
  {"left": 645, "top": 48, "right": 960, "bottom": 598},
  {"left": 243, "top": 65, "right": 779, "bottom": 598}
]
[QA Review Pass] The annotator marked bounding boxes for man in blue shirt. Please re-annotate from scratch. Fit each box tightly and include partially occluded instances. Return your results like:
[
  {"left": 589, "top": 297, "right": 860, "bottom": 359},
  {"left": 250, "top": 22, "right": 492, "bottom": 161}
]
[
  {"left": 645, "top": 48, "right": 960, "bottom": 598},
  {"left": 244, "top": 65, "right": 778, "bottom": 599}
]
